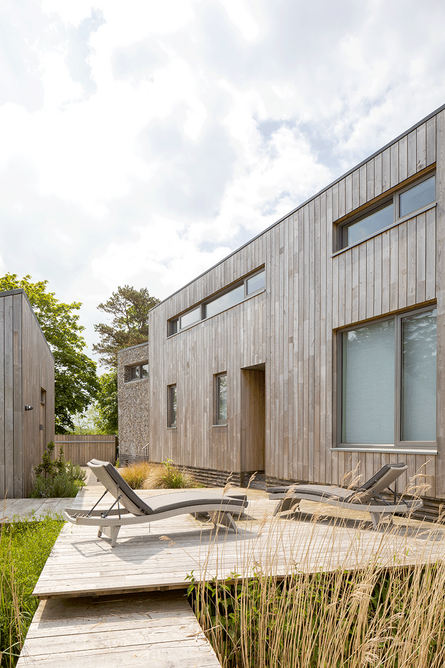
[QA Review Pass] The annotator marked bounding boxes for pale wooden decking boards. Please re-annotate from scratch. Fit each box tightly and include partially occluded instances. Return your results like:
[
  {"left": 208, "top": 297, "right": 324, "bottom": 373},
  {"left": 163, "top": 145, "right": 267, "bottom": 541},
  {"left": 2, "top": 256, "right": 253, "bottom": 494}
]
[
  {"left": 0, "top": 497, "right": 72, "bottom": 522},
  {"left": 34, "top": 488, "right": 445, "bottom": 600},
  {"left": 16, "top": 591, "right": 221, "bottom": 668}
]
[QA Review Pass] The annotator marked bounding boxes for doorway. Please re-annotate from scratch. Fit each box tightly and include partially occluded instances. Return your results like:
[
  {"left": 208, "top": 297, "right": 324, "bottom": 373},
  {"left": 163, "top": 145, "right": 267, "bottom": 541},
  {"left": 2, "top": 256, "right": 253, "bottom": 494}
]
[{"left": 240, "top": 365, "right": 265, "bottom": 479}]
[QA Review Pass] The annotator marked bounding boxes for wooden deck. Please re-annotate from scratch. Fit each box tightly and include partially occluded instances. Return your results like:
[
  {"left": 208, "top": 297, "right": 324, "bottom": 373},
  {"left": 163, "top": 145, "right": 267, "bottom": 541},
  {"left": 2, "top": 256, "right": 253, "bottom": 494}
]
[
  {"left": 0, "top": 497, "right": 72, "bottom": 522},
  {"left": 17, "top": 591, "right": 220, "bottom": 667},
  {"left": 34, "top": 487, "right": 445, "bottom": 600},
  {"left": 17, "top": 485, "right": 445, "bottom": 667}
]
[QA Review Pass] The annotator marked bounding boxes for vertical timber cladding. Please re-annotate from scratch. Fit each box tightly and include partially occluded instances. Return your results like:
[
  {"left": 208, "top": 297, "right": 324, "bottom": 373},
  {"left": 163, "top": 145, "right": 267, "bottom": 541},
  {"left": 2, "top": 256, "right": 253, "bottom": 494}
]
[
  {"left": 148, "top": 236, "right": 267, "bottom": 474},
  {"left": 21, "top": 291, "right": 55, "bottom": 497},
  {"left": 0, "top": 290, "right": 54, "bottom": 498},
  {"left": 149, "top": 106, "right": 443, "bottom": 492}
]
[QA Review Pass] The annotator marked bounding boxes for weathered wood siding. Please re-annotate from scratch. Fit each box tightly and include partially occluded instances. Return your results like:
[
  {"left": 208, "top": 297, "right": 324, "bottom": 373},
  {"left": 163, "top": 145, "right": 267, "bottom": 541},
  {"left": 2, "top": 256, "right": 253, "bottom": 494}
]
[
  {"left": 149, "top": 236, "right": 267, "bottom": 472},
  {"left": 148, "top": 108, "right": 445, "bottom": 499},
  {"left": 0, "top": 290, "right": 54, "bottom": 498}
]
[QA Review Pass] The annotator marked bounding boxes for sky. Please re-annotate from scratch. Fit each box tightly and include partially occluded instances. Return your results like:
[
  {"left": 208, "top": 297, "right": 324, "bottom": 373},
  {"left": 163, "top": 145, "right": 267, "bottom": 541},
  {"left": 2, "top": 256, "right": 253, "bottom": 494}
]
[{"left": 2, "top": 0, "right": 445, "bottom": 369}]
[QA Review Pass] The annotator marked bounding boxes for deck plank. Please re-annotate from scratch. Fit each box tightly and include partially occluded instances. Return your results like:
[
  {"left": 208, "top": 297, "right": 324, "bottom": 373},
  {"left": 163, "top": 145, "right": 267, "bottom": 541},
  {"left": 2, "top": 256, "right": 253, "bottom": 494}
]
[{"left": 17, "top": 592, "right": 220, "bottom": 667}]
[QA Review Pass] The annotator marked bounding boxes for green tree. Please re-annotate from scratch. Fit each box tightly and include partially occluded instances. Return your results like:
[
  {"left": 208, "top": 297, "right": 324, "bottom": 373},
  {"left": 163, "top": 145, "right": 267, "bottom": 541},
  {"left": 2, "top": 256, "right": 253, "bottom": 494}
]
[
  {"left": 0, "top": 273, "right": 99, "bottom": 433},
  {"left": 95, "top": 370, "right": 118, "bottom": 434},
  {"left": 93, "top": 285, "right": 159, "bottom": 368}
]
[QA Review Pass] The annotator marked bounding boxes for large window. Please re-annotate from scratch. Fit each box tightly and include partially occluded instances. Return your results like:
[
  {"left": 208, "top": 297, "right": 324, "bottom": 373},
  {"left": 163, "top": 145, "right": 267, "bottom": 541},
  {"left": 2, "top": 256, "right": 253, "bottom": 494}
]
[
  {"left": 167, "top": 384, "right": 177, "bottom": 428},
  {"left": 168, "top": 268, "right": 265, "bottom": 336},
  {"left": 339, "top": 174, "right": 435, "bottom": 250},
  {"left": 214, "top": 373, "right": 228, "bottom": 425},
  {"left": 340, "top": 307, "right": 436, "bottom": 448}
]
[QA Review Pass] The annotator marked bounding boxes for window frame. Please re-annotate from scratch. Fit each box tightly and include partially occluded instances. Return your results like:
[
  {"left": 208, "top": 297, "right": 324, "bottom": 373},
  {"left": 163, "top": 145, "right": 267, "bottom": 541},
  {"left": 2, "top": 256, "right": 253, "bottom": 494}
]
[
  {"left": 214, "top": 373, "right": 228, "bottom": 426},
  {"left": 167, "top": 384, "right": 177, "bottom": 428},
  {"left": 167, "top": 267, "right": 265, "bottom": 337},
  {"left": 126, "top": 363, "right": 149, "bottom": 383},
  {"left": 336, "top": 171, "right": 436, "bottom": 252},
  {"left": 337, "top": 305, "right": 437, "bottom": 451}
]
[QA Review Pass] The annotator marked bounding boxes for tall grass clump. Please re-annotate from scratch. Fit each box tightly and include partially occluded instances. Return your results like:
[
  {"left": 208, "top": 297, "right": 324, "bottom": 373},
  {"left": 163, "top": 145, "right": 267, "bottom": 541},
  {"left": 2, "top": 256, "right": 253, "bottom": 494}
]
[
  {"left": 187, "top": 485, "right": 445, "bottom": 668},
  {"left": 119, "top": 459, "right": 197, "bottom": 489},
  {"left": 119, "top": 461, "right": 154, "bottom": 489},
  {"left": 0, "top": 514, "right": 63, "bottom": 667}
]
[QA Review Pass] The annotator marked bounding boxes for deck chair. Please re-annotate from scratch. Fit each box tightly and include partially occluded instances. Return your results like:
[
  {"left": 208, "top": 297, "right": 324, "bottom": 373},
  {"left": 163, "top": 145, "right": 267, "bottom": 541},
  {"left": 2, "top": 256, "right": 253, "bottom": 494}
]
[
  {"left": 64, "top": 459, "right": 248, "bottom": 546},
  {"left": 268, "top": 463, "right": 422, "bottom": 528}
]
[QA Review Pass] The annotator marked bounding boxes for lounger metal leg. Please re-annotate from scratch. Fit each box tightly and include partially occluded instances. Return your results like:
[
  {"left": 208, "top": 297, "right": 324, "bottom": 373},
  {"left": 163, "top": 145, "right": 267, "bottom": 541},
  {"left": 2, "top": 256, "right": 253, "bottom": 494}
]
[
  {"left": 208, "top": 511, "right": 237, "bottom": 532},
  {"left": 99, "top": 525, "right": 121, "bottom": 547},
  {"left": 273, "top": 498, "right": 300, "bottom": 517},
  {"left": 370, "top": 512, "right": 394, "bottom": 529}
]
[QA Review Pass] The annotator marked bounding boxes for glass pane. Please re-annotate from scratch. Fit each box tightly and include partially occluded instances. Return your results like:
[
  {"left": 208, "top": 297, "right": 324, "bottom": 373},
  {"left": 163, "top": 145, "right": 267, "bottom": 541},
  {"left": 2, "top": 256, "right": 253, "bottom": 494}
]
[
  {"left": 168, "top": 386, "right": 177, "bottom": 426},
  {"left": 206, "top": 285, "right": 244, "bottom": 318},
  {"left": 246, "top": 270, "right": 265, "bottom": 295},
  {"left": 141, "top": 364, "right": 149, "bottom": 378},
  {"left": 342, "top": 319, "right": 395, "bottom": 444},
  {"left": 401, "top": 309, "right": 436, "bottom": 441},
  {"left": 180, "top": 306, "right": 201, "bottom": 329},
  {"left": 344, "top": 203, "right": 393, "bottom": 247},
  {"left": 130, "top": 366, "right": 140, "bottom": 379},
  {"left": 217, "top": 375, "right": 227, "bottom": 422},
  {"left": 400, "top": 176, "right": 435, "bottom": 218}
]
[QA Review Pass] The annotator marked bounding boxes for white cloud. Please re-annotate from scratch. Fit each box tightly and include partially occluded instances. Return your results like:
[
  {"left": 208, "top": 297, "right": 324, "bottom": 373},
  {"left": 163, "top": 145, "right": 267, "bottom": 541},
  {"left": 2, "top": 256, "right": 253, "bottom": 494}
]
[{"left": 1, "top": 0, "right": 445, "bottom": 368}]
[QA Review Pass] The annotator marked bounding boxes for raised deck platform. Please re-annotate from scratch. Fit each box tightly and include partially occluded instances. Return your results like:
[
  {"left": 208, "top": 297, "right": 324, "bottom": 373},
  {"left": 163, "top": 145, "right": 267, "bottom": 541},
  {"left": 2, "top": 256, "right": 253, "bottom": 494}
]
[{"left": 34, "top": 487, "right": 444, "bottom": 600}]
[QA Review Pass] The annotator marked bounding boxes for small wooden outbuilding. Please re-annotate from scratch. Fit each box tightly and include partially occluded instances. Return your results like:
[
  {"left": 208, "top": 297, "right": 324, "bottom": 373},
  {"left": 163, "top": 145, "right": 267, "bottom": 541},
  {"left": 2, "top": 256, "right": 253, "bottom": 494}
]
[{"left": 0, "top": 289, "right": 55, "bottom": 498}]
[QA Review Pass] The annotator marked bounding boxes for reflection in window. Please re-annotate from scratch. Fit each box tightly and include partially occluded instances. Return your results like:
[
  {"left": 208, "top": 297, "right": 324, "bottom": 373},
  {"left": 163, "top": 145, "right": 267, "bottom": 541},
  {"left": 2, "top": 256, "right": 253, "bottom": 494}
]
[
  {"left": 246, "top": 270, "right": 265, "bottom": 294},
  {"left": 400, "top": 175, "right": 435, "bottom": 218},
  {"left": 206, "top": 286, "right": 244, "bottom": 318},
  {"left": 167, "top": 384, "right": 177, "bottom": 427},
  {"left": 180, "top": 306, "right": 201, "bottom": 329},
  {"left": 340, "top": 173, "right": 436, "bottom": 249},
  {"left": 401, "top": 309, "right": 436, "bottom": 441},
  {"left": 344, "top": 203, "right": 393, "bottom": 248},
  {"left": 128, "top": 364, "right": 149, "bottom": 382},
  {"left": 215, "top": 374, "right": 227, "bottom": 424},
  {"left": 168, "top": 268, "right": 266, "bottom": 336}
]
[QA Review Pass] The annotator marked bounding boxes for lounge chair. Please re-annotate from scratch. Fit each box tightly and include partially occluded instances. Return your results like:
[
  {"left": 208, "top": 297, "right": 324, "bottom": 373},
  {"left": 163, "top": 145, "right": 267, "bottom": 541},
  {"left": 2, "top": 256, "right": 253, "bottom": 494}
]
[
  {"left": 268, "top": 462, "right": 422, "bottom": 528},
  {"left": 64, "top": 459, "right": 248, "bottom": 546}
]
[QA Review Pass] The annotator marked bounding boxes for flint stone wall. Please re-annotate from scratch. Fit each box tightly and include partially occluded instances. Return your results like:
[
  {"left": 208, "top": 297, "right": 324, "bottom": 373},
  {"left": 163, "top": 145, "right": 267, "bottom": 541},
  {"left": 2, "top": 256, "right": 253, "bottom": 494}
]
[{"left": 117, "top": 342, "right": 149, "bottom": 464}]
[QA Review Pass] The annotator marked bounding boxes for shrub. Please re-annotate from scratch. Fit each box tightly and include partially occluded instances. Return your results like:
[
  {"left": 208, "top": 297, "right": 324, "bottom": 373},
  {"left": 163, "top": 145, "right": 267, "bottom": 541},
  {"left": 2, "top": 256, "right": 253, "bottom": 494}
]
[
  {"left": 0, "top": 515, "right": 63, "bottom": 667},
  {"left": 119, "top": 459, "right": 197, "bottom": 489},
  {"left": 119, "top": 462, "right": 154, "bottom": 490},
  {"left": 29, "top": 442, "right": 86, "bottom": 498},
  {"left": 143, "top": 459, "right": 197, "bottom": 489}
]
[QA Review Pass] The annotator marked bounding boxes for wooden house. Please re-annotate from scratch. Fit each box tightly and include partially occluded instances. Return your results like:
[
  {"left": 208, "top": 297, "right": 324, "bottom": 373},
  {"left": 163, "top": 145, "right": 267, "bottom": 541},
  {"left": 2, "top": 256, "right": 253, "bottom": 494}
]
[
  {"left": 145, "top": 105, "right": 445, "bottom": 508},
  {"left": 0, "top": 289, "right": 55, "bottom": 498}
]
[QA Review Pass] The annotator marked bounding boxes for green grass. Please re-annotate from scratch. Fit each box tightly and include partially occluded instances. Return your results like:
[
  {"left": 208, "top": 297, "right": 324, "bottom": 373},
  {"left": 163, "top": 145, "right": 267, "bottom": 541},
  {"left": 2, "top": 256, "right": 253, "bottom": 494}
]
[{"left": 0, "top": 515, "right": 63, "bottom": 668}]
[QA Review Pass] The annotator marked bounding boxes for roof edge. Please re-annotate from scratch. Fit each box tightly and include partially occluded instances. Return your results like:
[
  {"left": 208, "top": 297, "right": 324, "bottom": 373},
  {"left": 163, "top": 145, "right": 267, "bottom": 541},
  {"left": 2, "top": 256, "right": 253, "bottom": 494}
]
[{"left": 151, "top": 101, "right": 445, "bottom": 311}]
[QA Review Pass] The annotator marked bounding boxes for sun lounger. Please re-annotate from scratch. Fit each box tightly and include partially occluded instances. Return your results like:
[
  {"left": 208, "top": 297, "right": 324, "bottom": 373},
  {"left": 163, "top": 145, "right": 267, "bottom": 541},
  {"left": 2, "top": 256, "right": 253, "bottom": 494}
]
[
  {"left": 64, "top": 459, "right": 248, "bottom": 546},
  {"left": 268, "top": 462, "right": 422, "bottom": 528}
]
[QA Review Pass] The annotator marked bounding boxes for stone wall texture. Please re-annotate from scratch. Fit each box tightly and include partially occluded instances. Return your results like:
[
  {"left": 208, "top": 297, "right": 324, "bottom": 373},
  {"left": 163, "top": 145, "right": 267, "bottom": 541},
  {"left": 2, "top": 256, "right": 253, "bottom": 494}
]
[{"left": 117, "top": 343, "right": 149, "bottom": 464}]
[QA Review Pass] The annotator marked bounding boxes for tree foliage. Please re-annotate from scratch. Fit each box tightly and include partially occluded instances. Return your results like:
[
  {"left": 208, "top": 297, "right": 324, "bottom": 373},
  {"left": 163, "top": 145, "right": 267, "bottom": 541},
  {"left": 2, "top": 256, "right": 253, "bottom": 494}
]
[
  {"left": 93, "top": 285, "right": 159, "bottom": 368},
  {"left": 0, "top": 273, "right": 99, "bottom": 433},
  {"left": 95, "top": 369, "right": 119, "bottom": 434}
]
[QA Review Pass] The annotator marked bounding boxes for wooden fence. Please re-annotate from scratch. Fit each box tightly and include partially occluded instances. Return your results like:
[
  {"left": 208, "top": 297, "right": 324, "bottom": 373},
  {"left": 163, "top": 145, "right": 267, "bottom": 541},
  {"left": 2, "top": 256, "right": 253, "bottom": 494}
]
[{"left": 54, "top": 435, "right": 118, "bottom": 466}]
